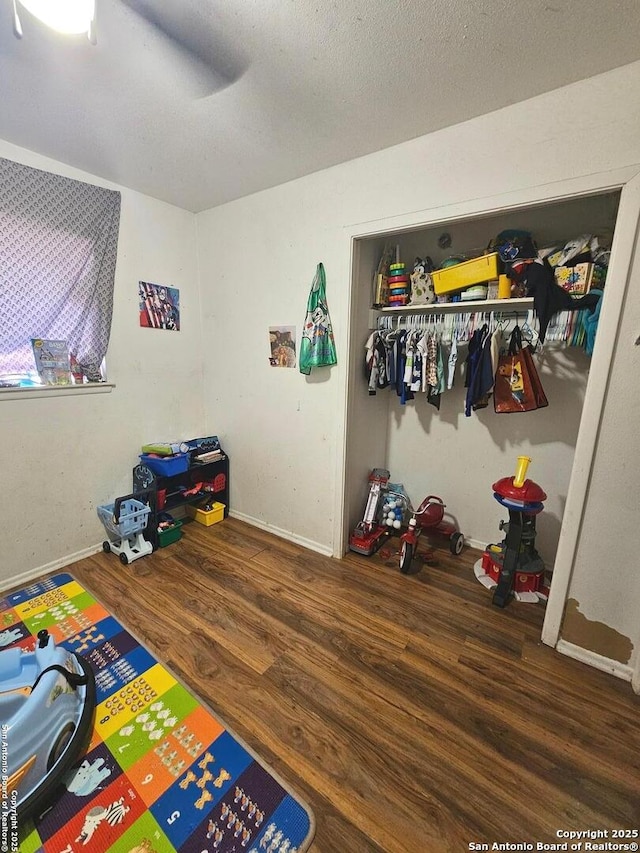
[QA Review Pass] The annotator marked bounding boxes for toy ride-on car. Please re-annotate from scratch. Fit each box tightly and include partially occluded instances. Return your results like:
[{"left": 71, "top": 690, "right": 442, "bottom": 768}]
[
  {"left": 349, "top": 468, "right": 391, "bottom": 556},
  {"left": 0, "top": 629, "right": 96, "bottom": 821}
]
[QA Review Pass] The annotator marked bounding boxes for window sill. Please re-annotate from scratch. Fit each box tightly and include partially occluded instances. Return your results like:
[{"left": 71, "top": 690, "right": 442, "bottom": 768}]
[{"left": 0, "top": 383, "right": 115, "bottom": 401}]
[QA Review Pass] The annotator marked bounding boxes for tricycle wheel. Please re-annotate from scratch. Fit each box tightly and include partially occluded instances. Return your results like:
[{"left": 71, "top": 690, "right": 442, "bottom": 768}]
[
  {"left": 400, "top": 541, "right": 414, "bottom": 574},
  {"left": 119, "top": 552, "right": 129, "bottom": 565},
  {"left": 102, "top": 541, "right": 111, "bottom": 553},
  {"left": 450, "top": 532, "right": 464, "bottom": 555}
]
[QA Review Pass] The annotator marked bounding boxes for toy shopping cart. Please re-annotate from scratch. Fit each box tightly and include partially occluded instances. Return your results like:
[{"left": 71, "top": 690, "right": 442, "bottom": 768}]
[{"left": 97, "top": 492, "right": 153, "bottom": 565}]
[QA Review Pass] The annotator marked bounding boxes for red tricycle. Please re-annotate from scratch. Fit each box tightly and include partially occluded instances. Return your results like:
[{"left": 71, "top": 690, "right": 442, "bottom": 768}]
[{"left": 399, "top": 495, "right": 464, "bottom": 573}]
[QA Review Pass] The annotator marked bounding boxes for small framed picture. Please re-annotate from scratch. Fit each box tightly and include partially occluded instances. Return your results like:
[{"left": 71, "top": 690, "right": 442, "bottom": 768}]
[
  {"left": 269, "top": 326, "right": 296, "bottom": 368},
  {"left": 139, "top": 281, "right": 180, "bottom": 331}
]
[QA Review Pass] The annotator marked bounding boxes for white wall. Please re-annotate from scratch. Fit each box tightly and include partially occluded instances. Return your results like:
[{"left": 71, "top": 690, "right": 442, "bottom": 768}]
[
  {"left": 196, "top": 61, "right": 640, "bottom": 658},
  {"left": 0, "top": 141, "right": 204, "bottom": 590}
]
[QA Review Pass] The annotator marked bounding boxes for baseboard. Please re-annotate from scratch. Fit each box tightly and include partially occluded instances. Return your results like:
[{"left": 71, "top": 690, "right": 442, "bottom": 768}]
[
  {"left": 465, "top": 536, "right": 488, "bottom": 552},
  {"left": 228, "top": 510, "right": 334, "bottom": 557},
  {"left": 228, "top": 515, "right": 481, "bottom": 559},
  {"left": 0, "top": 543, "right": 103, "bottom": 595},
  {"left": 556, "top": 639, "right": 634, "bottom": 682}
]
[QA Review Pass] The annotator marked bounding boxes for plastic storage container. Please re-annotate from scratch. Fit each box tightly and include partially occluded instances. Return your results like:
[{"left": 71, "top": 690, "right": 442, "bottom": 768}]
[
  {"left": 158, "top": 519, "right": 183, "bottom": 547},
  {"left": 431, "top": 252, "right": 500, "bottom": 295},
  {"left": 139, "top": 453, "right": 189, "bottom": 476},
  {"left": 460, "top": 285, "right": 488, "bottom": 301},
  {"left": 186, "top": 501, "right": 225, "bottom": 527}
]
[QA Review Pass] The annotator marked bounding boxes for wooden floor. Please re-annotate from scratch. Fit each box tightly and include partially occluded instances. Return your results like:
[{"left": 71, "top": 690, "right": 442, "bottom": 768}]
[{"left": 59, "top": 518, "right": 640, "bottom": 851}]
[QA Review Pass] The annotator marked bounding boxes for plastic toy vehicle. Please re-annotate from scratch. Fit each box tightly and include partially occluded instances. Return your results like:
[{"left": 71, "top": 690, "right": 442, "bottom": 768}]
[
  {"left": 349, "top": 468, "right": 391, "bottom": 555},
  {"left": 0, "top": 629, "right": 96, "bottom": 820},
  {"left": 399, "top": 495, "right": 464, "bottom": 573}
]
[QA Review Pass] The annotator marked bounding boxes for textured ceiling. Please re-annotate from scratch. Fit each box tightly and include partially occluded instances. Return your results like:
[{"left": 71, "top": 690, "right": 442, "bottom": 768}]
[{"left": 1, "top": 0, "right": 640, "bottom": 212}]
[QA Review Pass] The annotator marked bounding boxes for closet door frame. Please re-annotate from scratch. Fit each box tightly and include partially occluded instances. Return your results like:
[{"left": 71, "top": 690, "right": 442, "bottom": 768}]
[{"left": 336, "top": 164, "right": 640, "bottom": 652}]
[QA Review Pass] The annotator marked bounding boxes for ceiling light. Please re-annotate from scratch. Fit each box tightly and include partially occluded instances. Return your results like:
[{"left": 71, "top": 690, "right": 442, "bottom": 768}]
[{"left": 14, "top": 0, "right": 96, "bottom": 37}]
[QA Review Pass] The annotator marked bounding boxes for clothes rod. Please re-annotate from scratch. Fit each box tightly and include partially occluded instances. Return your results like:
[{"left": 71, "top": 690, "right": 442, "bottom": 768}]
[{"left": 374, "top": 297, "right": 534, "bottom": 315}]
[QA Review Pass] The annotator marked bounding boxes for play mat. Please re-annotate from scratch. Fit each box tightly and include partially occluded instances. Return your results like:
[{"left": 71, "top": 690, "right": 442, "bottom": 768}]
[{"left": 1, "top": 573, "right": 314, "bottom": 853}]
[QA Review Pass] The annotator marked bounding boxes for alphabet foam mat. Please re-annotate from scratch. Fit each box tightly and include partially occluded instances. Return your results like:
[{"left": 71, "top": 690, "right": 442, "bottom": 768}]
[{"left": 1, "top": 573, "right": 314, "bottom": 853}]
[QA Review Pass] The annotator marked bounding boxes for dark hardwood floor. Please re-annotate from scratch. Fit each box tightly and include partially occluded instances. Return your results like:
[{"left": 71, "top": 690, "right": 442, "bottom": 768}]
[{"left": 52, "top": 519, "right": 640, "bottom": 851}]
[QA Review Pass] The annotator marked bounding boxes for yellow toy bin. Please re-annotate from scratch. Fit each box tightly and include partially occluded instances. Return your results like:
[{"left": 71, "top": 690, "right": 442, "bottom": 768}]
[
  {"left": 431, "top": 252, "right": 500, "bottom": 295},
  {"left": 186, "top": 501, "right": 226, "bottom": 527}
]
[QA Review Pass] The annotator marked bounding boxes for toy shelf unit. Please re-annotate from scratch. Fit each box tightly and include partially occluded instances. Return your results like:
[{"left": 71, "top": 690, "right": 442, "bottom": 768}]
[{"left": 132, "top": 448, "right": 229, "bottom": 549}]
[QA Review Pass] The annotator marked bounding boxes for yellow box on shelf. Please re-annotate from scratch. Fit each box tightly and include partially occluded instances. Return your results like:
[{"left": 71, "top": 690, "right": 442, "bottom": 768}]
[
  {"left": 186, "top": 501, "right": 225, "bottom": 526},
  {"left": 431, "top": 252, "right": 500, "bottom": 295}
]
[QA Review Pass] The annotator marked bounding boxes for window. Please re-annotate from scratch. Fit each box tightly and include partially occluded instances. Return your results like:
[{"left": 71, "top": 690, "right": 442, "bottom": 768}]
[{"left": 0, "top": 157, "right": 121, "bottom": 387}]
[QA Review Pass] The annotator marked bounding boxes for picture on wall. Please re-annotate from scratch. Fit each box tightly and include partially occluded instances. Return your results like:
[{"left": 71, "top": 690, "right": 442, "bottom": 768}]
[
  {"left": 269, "top": 326, "right": 297, "bottom": 368},
  {"left": 139, "top": 281, "right": 180, "bottom": 331}
]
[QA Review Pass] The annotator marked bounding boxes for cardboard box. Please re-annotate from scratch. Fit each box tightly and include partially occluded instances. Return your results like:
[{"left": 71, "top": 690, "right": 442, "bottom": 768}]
[
  {"left": 186, "top": 501, "right": 225, "bottom": 526},
  {"left": 554, "top": 263, "right": 606, "bottom": 295}
]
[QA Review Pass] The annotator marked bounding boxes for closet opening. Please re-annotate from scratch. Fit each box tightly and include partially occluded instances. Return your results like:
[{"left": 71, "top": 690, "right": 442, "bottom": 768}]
[{"left": 341, "top": 188, "right": 622, "bottom": 638}]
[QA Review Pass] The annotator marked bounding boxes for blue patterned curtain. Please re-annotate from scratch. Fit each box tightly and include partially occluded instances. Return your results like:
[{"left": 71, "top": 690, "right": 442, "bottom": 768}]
[{"left": 0, "top": 157, "right": 121, "bottom": 379}]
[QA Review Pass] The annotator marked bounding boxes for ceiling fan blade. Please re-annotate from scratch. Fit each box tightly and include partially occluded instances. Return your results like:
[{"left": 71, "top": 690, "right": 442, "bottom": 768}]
[
  {"left": 12, "top": 0, "right": 23, "bottom": 38},
  {"left": 119, "top": 0, "right": 246, "bottom": 92}
]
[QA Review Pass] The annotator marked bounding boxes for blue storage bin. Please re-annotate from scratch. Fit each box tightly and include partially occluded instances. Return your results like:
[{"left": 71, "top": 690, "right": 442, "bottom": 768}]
[{"left": 139, "top": 453, "right": 189, "bottom": 476}]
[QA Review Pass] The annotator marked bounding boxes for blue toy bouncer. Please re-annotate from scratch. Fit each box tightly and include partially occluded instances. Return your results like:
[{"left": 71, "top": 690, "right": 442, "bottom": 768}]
[{"left": 0, "top": 629, "right": 96, "bottom": 821}]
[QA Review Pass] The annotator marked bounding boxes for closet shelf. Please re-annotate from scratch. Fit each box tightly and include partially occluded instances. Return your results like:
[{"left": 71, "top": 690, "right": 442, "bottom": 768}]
[{"left": 374, "top": 297, "right": 534, "bottom": 315}]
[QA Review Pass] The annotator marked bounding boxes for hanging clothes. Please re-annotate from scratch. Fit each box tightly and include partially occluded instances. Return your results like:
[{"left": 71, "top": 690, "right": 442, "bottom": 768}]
[
  {"left": 447, "top": 338, "right": 458, "bottom": 390},
  {"left": 417, "top": 329, "right": 430, "bottom": 392},
  {"left": 396, "top": 331, "right": 414, "bottom": 405},
  {"left": 488, "top": 328, "right": 503, "bottom": 393},
  {"left": 366, "top": 299, "right": 586, "bottom": 418},
  {"left": 383, "top": 330, "right": 397, "bottom": 390},
  {"left": 299, "top": 262, "right": 338, "bottom": 374},
  {"left": 410, "top": 332, "right": 423, "bottom": 392},
  {"left": 364, "top": 331, "right": 389, "bottom": 395},
  {"left": 584, "top": 289, "right": 604, "bottom": 355},
  {"left": 464, "top": 324, "right": 494, "bottom": 416},
  {"left": 428, "top": 337, "right": 447, "bottom": 410}
]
